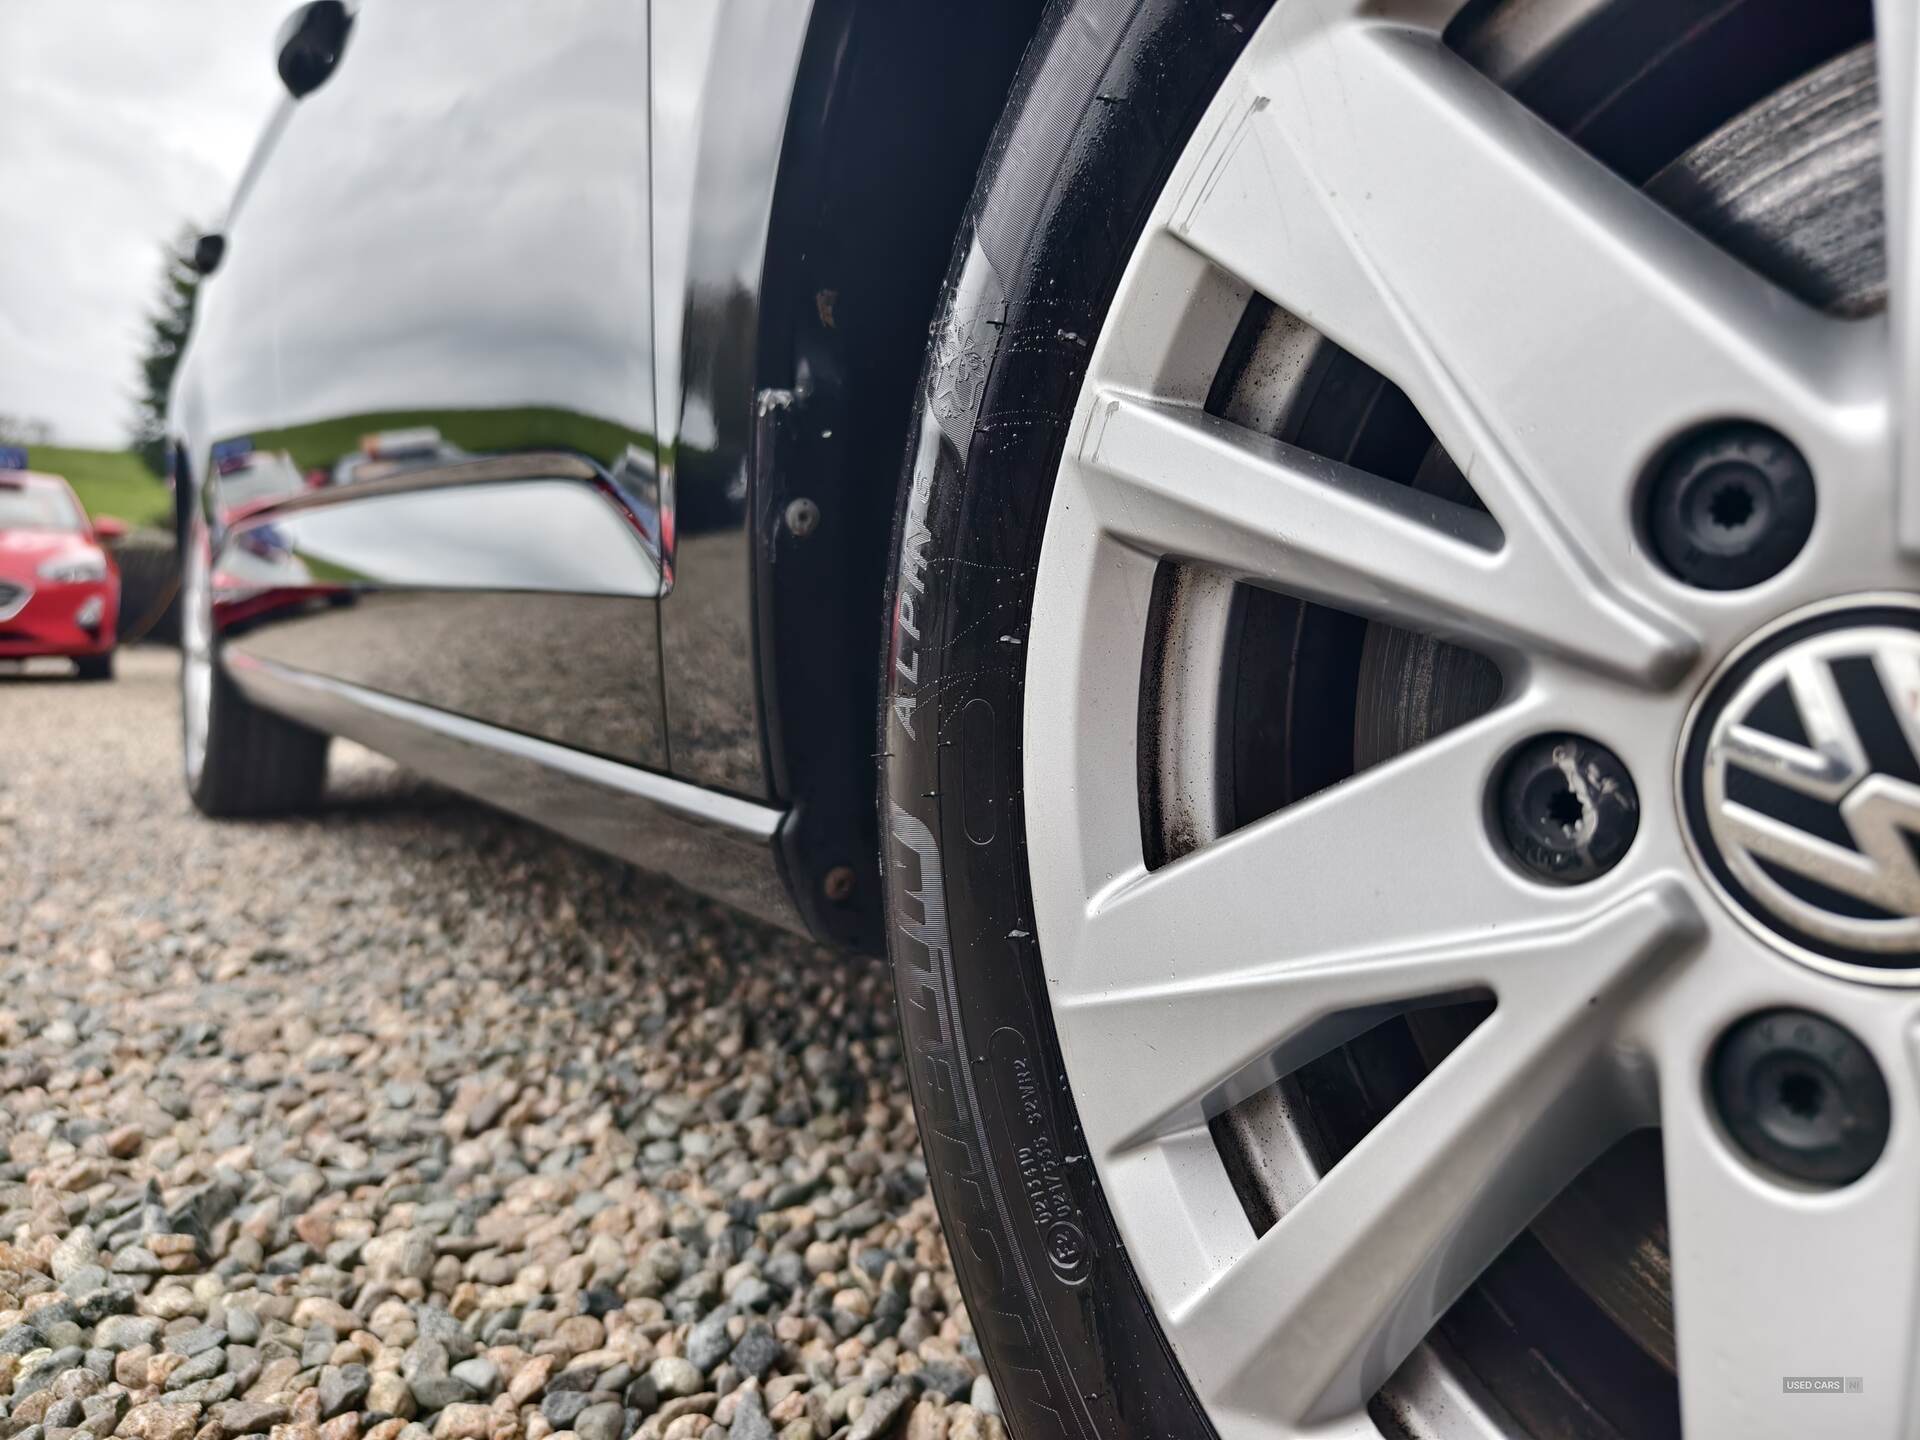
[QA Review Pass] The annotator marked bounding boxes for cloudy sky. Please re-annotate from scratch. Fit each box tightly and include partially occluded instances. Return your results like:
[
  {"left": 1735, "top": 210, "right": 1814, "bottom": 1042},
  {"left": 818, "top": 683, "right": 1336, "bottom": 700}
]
[{"left": 1, "top": 2, "right": 285, "bottom": 447}]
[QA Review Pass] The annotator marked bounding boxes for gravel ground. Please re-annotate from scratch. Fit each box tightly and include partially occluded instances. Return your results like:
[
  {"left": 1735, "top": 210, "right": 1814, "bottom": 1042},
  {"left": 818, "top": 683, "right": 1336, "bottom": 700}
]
[{"left": 0, "top": 652, "right": 999, "bottom": 1440}]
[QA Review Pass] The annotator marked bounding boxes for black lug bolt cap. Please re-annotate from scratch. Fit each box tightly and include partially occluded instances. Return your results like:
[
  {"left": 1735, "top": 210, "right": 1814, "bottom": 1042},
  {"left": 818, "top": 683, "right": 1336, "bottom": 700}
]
[
  {"left": 1647, "top": 423, "right": 1814, "bottom": 590},
  {"left": 1712, "top": 1010, "right": 1889, "bottom": 1187},
  {"left": 1497, "top": 734, "right": 1638, "bottom": 885}
]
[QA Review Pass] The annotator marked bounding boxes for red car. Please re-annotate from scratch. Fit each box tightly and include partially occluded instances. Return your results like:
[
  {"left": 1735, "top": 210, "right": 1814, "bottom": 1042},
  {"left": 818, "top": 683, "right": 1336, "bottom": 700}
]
[{"left": 0, "top": 470, "right": 125, "bottom": 680}]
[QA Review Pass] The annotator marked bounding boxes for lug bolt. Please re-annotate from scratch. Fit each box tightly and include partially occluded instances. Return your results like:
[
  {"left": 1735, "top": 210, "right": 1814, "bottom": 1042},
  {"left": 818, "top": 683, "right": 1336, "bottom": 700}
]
[
  {"left": 1711, "top": 1010, "right": 1889, "bottom": 1187},
  {"left": 1496, "top": 734, "right": 1638, "bottom": 884},
  {"left": 784, "top": 497, "right": 821, "bottom": 538},
  {"left": 1645, "top": 422, "right": 1814, "bottom": 589}
]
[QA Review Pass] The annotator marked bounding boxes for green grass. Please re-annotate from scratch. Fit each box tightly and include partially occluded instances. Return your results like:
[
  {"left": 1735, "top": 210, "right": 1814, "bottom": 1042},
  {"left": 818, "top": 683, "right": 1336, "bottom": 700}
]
[{"left": 26, "top": 447, "right": 172, "bottom": 530}]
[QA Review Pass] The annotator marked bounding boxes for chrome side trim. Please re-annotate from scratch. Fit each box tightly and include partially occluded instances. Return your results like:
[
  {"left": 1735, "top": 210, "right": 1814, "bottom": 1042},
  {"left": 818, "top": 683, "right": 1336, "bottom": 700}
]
[{"left": 226, "top": 652, "right": 801, "bottom": 929}]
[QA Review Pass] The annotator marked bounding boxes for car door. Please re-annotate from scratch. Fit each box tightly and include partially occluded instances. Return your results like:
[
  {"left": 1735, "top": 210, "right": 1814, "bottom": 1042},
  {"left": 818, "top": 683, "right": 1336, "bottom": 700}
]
[{"left": 186, "top": 0, "right": 668, "bottom": 768}]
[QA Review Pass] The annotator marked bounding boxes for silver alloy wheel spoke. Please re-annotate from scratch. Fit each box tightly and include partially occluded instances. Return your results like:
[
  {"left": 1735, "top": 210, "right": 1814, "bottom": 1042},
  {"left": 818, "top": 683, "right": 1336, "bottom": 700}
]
[
  {"left": 1649, "top": 951, "right": 1920, "bottom": 1438},
  {"left": 1662, "top": 1094, "right": 1920, "bottom": 1437},
  {"left": 1167, "top": 6, "right": 1870, "bottom": 681},
  {"left": 1158, "top": 886, "right": 1694, "bottom": 1430},
  {"left": 1063, "top": 846, "right": 1697, "bottom": 1150},
  {"left": 1082, "top": 391, "right": 1667, "bottom": 680}
]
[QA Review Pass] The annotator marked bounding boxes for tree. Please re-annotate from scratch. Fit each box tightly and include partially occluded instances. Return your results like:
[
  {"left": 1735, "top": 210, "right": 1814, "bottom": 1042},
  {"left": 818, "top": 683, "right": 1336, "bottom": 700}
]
[
  {"left": 0, "top": 415, "right": 52, "bottom": 447},
  {"left": 130, "top": 226, "right": 203, "bottom": 476}
]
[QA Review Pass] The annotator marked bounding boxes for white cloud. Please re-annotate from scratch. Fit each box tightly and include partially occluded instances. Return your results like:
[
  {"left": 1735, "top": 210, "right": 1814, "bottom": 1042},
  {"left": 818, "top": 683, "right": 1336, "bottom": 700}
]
[{"left": 0, "top": 0, "right": 285, "bottom": 445}]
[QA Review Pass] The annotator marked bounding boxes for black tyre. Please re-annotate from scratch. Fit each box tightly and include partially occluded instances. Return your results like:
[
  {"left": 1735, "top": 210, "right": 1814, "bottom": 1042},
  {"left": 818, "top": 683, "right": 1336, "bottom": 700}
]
[
  {"left": 186, "top": 657, "right": 330, "bottom": 818},
  {"left": 74, "top": 651, "right": 114, "bottom": 682},
  {"left": 879, "top": 3, "right": 1269, "bottom": 1435}
]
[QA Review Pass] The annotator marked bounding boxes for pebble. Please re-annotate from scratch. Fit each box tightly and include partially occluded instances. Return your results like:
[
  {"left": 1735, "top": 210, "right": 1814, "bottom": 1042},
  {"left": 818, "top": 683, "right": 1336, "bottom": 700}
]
[
  {"left": 571, "top": 1403, "right": 623, "bottom": 1440},
  {"left": 366, "top": 1373, "right": 415, "bottom": 1419},
  {"left": 728, "top": 1388, "right": 775, "bottom": 1440},
  {"left": 967, "top": 1379, "right": 997, "bottom": 1418},
  {"left": 446, "top": 1360, "right": 497, "bottom": 1399},
  {"left": 319, "top": 1366, "right": 373, "bottom": 1419},
  {"left": 647, "top": 1361, "right": 702, "bottom": 1403},
  {"left": 117, "top": 1403, "right": 201, "bottom": 1440}
]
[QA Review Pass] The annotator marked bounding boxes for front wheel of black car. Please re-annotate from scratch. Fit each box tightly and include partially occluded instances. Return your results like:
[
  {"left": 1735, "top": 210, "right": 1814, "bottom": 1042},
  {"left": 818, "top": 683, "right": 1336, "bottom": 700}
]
[
  {"left": 881, "top": 0, "right": 1902, "bottom": 1437},
  {"left": 181, "top": 526, "right": 328, "bottom": 817}
]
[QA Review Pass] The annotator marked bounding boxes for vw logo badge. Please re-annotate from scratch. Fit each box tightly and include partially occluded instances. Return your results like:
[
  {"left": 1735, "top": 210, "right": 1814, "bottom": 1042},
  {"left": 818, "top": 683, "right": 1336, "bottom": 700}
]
[{"left": 1683, "top": 603, "right": 1920, "bottom": 970}]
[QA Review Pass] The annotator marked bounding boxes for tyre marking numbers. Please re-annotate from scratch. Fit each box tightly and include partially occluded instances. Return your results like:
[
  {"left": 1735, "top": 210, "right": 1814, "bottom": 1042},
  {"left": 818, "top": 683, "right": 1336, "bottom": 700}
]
[{"left": 886, "top": 804, "right": 1072, "bottom": 1431}]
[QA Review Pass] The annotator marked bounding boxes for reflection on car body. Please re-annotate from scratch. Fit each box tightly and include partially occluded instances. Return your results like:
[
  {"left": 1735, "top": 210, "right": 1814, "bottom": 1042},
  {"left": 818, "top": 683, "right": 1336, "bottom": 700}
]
[{"left": 172, "top": 0, "right": 1035, "bottom": 937}]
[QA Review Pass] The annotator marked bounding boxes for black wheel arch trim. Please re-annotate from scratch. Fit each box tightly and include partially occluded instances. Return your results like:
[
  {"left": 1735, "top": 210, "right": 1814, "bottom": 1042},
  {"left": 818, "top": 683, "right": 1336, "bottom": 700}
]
[{"left": 750, "top": 0, "right": 1048, "bottom": 952}]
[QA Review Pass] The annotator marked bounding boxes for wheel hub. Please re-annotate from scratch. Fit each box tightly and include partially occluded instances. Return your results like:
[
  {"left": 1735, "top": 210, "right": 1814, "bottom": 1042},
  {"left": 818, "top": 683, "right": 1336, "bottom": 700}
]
[{"left": 1681, "top": 599, "right": 1920, "bottom": 972}]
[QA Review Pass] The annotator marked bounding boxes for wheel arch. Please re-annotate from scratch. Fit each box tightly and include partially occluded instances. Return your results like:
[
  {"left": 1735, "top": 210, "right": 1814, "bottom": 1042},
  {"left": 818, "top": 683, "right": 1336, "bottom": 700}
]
[{"left": 750, "top": 0, "right": 1049, "bottom": 951}]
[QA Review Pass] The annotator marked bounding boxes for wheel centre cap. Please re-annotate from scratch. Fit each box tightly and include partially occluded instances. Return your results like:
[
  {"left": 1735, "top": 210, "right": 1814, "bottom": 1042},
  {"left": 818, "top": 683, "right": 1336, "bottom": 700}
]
[{"left": 1682, "top": 599, "right": 1920, "bottom": 973}]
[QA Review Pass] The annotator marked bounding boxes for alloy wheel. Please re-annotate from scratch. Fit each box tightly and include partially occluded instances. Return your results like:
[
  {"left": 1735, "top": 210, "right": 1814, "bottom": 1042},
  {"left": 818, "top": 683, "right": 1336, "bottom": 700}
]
[{"left": 1024, "top": 2, "right": 1920, "bottom": 1437}]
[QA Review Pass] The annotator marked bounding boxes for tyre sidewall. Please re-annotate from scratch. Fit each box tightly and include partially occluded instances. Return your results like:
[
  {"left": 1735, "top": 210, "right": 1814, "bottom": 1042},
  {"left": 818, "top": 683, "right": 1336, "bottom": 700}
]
[{"left": 879, "top": 3, "right": 1271, "bottom": 1435}]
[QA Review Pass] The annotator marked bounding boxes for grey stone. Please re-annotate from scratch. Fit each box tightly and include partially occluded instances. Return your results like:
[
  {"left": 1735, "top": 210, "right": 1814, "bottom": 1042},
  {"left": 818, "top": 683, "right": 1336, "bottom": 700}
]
[
  {"left": 412, "top": 1308, "right": 474, "bottom": 1363},
  {"left": 91, "top": 1317, "right": 160, "bottom": 1354},
  {"left": 318, "top": 1365, "right": 371, "bottom": 1420},
  {"left": 162, "top": 1329, "right": 225, "bottom": 1359},
  {"left": 401, "top": 1341, "right": 449, "bottom": 1383},
  {"left": 540, "top": 1392, "right": 591, "bottom": 1428},
  {"left": 685, "top": 1315, "right": 732, "bottom": 1374},
  {"left": 300, "top": 1325, "right": 336, "bottom": 1370},
  {"left": 72, "top": 1290, "right": 131, "bottom": 1328},
  {"left": 49, "top": 1230, "right": 98, "bottom": 1284},
  {"left": 406, "top": 1377, "right": 476, "bottom": 1414},
  {"left": 163, "top": 1349, "right": 225, "bottom": 1391},
  {"left": 169, "top": 1375, "right": 237, "bottom": 1407},
  {"left": 34, "top": 1324, "right": 83, "bottom": 1353},
  {"left": 447, "top": 1359, "right": 497, "bottom": 1398},
  {"left": 847, "top": 1386, "right": 912, "bottom": 1440},
  {"left": 109, "top": 1247, "right": 163, "bottom": 1276},
  {"left": 728, "top": 1388, "right": 775, "bottom": 1440},
  {"left": 222, "top": 1308, "right": 261, "bottom": 1346},
  {"left": 61, "top": 1270, "right": 109, "bottom": 1301},
  {"left": 915, "top": 1364, "right": 971, "bottom": 1402},
  {"left": 573, "top": 1402, "right": 623, "bottom": 1440},
  {"left": 212, "top": 1401, "right": 288, "bottom": 1435},
  {"left": 42, "top": 1400, "right": 83, "bottom": 1431},
  {"left": 728, "top": 1326, "right": 779, "bottom": 1383}
]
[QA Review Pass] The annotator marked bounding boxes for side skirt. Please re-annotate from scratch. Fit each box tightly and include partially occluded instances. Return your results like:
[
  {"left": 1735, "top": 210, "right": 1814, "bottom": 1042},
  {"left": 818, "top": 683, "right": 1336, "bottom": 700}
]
[{"left": 226, "top": 653, "right": 801, "bottom": 930}]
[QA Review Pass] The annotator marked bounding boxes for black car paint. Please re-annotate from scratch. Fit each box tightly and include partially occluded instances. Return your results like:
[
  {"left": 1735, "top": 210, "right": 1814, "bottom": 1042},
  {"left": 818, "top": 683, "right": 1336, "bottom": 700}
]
[{"left": 170, "top": 0, "right": 1047, "bottom": 947}]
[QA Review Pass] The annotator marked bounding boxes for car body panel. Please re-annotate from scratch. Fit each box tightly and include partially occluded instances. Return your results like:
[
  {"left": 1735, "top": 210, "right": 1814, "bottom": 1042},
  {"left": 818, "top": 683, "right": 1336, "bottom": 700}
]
[
  {"left": 213, "top": 453, "right": 670, "bottom": 766},
  {"left": 172, "top": 0, "right": 669, "bottom": 770},
  {"left": 170, "top": 0, "right": 1044, "bottom": 943}
]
